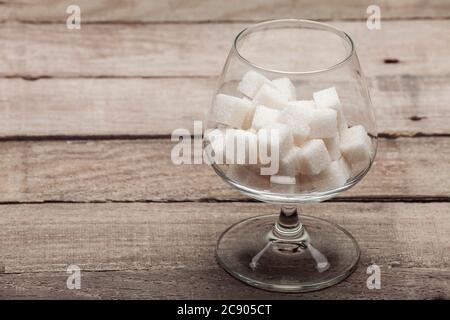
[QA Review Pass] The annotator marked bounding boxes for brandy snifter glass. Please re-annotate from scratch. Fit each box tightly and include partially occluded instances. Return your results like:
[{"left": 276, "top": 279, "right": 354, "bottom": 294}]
[{"left": 204, "top": 19, "right": 377, "bottom": 292}]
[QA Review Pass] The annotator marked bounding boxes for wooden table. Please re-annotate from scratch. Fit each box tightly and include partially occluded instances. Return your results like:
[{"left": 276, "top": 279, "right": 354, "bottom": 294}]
[{"left": 0, "top": 1, "right": 449, "bottom": 299}]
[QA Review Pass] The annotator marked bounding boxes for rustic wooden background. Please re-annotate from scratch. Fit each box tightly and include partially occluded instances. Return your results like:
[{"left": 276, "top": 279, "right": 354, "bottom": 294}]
[{"left": 0, "top": 0, "right": 449, "bottom": 299}]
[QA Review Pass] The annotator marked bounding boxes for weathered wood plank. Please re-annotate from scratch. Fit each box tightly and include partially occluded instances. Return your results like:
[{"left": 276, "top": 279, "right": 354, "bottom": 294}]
[
  {"left": 0, "top": 138, "right": 447, "bottom": 203},
  {"left": 0, "top": 78, "right": 213, "bottom": 137},
  {"left": 1, "top": 267, "right": 449, "bottom": 299},
  {"left": 1, "top": 0, "right": 449, "bottom": 23},
  {"left": 0, "top": 21, "right": 448, "bottom": 78},
  {"left": 0, "top": 75, "right": 448, "bottom": 137},
  {"left": 0, "top": 202, "right": 449, "bottom": 299}
]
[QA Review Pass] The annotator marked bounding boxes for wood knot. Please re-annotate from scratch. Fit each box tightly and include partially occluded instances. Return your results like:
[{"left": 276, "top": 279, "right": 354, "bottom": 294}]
[
  {"left": 409, "top": 115, "right": 427, "bottom": 121},
  {"left": 383, "top": 58, "right": 399, "bottom": 64}
]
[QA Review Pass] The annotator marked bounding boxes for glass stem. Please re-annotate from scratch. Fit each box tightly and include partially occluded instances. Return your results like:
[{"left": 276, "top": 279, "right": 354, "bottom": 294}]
[
  {"left": 273, "top": 206, "right": 304, "bottom": 239},
  {"left": 253, "top": 206, "right": 309, "bottom": 269}
]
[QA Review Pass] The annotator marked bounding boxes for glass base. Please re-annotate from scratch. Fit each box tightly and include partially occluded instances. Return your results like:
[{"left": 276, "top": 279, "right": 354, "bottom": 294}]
[{"left": 216, "top": 214, "right": 360, "bottom": 293}]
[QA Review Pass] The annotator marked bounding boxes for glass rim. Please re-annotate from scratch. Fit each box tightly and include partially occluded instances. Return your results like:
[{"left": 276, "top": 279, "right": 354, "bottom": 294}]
[{"left": 232, "top": 19, "right": 356, "bottom": 75}]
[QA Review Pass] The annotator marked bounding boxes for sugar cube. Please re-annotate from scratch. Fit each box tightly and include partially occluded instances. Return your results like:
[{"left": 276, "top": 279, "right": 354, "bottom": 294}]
[
  {"left": 278, "top": 147, "right": 302, "bottom": 176},
  {"left": 253, "top": 83, "right": 289, "bottom": 110},
  {"left": 337, "top": 109, "right": 348, "bottom": 133},
  {"left": 313, "top": 86, "right": 348, "bottom": 133},
  {"left": 313, "top": 87, "right": 340, "bottom": 110},
  {"left": 313, "top": 157, "right": 351, "bottom": 190},
  {"left": 242, "top": 97, "right": 256, "bottom": 130},
  {"left": 277, "top": 102, "right": 314, "bottom": 145},
  {"left": 340, "top": 125, "right": 372, "bottom": 174},
  {"left": 237, "top": 70, "right": 273, "bottom": 99},
  {"left": 224, "top": 129, "right": 258, "bottom": 165},
  {"left": 298, "top": 139, "right": 331, "bottom": 175},
  {"left": 251, "top": 105, "right": 281, "bottom": 130},
  {"left": 272, "top": 78, "right": 297, "bottom": 101},
  {"left": 339, "top": 156, "right": 352, "bottom": 178},
  {"left": 212, "top": 94, "right": 253, "bottom": 129},
  {"left": 258, "top": 123, "right": 293, "bottom": 157},
  {"left": 323, "top": 136, "right": 341, "bottom": 161},
  {"left": 309, "top": 108, "right": 338, "bottom": 138},
  {"left": 258, "top": 123, "right": 293, "bottom": 175},
  {"left": 270, "top": 175, "right": 296, "bottom": 185}
]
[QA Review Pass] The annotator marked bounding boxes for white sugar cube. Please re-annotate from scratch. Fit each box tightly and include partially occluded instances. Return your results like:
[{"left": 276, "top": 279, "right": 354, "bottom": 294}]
[
  {"left": 212, "top": 94, "right": 253, "bottom": 129},
  {"left": 204, "top": 129, "right": 226, "bottom": 164},
  {"left": 258, "top": 123, "right": 293, "bottom": 175},
  {"left": 258, "top": 123, "right": 294, "bottom": 162},
  {"left": 227, "top": 165, "right": 270, "bottom": 188},
  {"left": 314, "top": 87, "right": 348, "bottom": 133},
  {"left": 313, "top": 87, "right": 340, "bottom": 110},
  {"left": 309, "top": 108, "right": 338, "bottom": 138},
  {"left": 270, "top": 175, "right": 296, "bottom": 185},
  {"left": 224, "top": 129, "right": 258, "bottom": 165},
  {"left": 313, "top": 157, "right": 351, "bottom": 190},
  {"left": 337, "top": 109, "right": 348, "bottom": 133},
  {"left": 253, "top": 83, "right": 289, "bottom": 110},
  {"left": 272, "top": 78, "right": 297, "bottom": 101},
  {"left": 251, "top": 105, "right": 281, "bottom": 130},
  {"left": 340, "top": 125, "right": 372, "bottom": 174},
  {"left": 237, "top": 70, "right": 273, "bottom": 99},
  {"left": 278, "top": 147, "right": 302, "bottom": 176},
  {"left": 298, "top": 139, "right": 331, "bottom": 175},
  {"left": 339, "top": 156, "right": 352, "bottom": 178},
  {"left": 323, "top": 136, "right": 341, "bottom": 161},
  {"left": 242, "top": 97, "right": 256, "bottom": 130},
  {"left": 277, "top": 102, "right": 314, "bottom": 145}
]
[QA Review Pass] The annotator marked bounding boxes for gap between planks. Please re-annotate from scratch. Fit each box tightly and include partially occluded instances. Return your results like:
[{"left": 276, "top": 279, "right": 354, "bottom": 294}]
[
  {"left": 1, "top": 16, "right": 450, "bottom": 25},
  {"left": 0, "top": 133, "right": 449, "bottom": 142},
  {"left": 1, "top": 75, "right": 216, "bottom": 81},
  {"left": 0, "top": 196, "right": 448, "bottom": 206},
  {"left": 1, "top": 0, "right": 449, "bottom": 25}
]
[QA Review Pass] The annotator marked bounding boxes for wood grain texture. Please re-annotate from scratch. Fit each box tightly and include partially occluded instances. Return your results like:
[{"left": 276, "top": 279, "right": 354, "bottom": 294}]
[
  {"left": 0, "top": 266, "right": 450, "bottom": 300},
  {"left": 0, "top": 20, "right": 449, "bottom": 78},
  {"left": 1, "top": 267, "right": 449, "bottom": 299},
  {"left": 1, "top": 0, "right": 449, "bottom": 23},
  {"left": 0, "top": 75, "right": 448, "bottom": 137},
  {"left": 0, "top": 78, "right": 214, "bottom": 137},
  {"left": 0, "top": 137, "right": 448, "bottom": 203},
  {"left": 0, "top": 202, "right": 449, "bottom": 299}
]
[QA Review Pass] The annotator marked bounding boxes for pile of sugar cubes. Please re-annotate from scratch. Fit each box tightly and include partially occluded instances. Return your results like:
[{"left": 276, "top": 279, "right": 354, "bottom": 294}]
[{"left": 207, "top": 70, "right": 373, "bottom": 192}]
